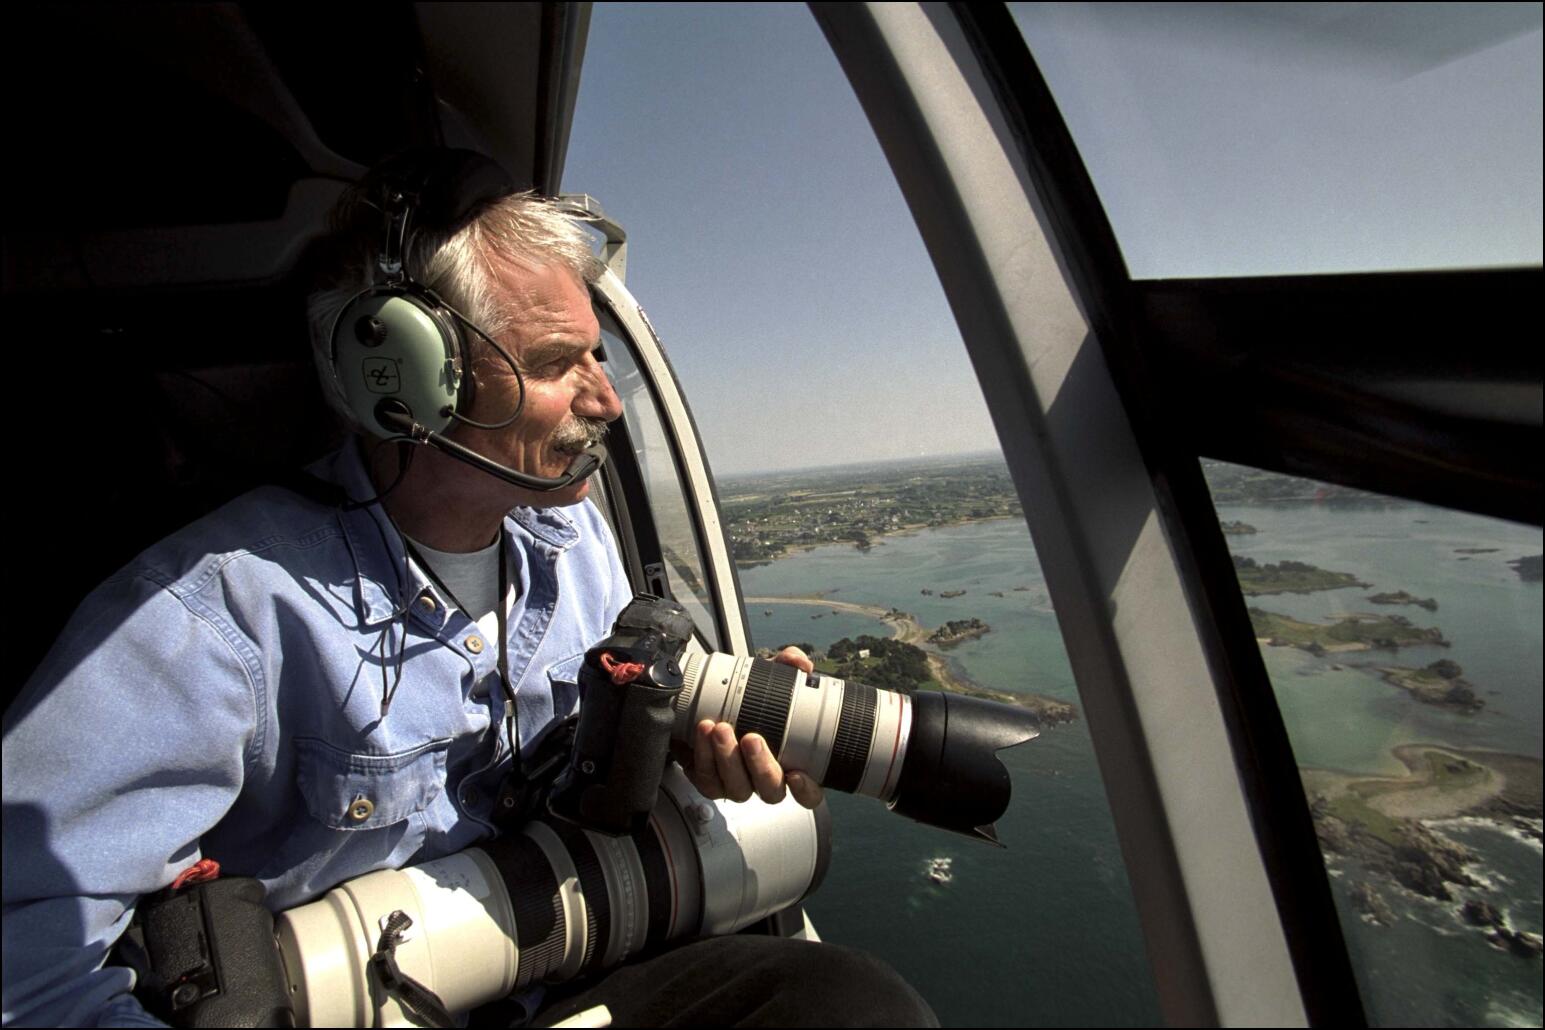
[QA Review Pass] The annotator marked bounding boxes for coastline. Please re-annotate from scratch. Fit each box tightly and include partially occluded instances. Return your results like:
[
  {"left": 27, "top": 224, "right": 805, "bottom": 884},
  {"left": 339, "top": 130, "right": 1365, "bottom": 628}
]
[
  {"left": 1303, "top": 745, "right": 1542, "bottom": 823},
  {"left": 746, "top": 594, "right": 1077, "bottom": 724},
  {"left": 734, "top": 514, "right": 1022, "bottom": 568}
]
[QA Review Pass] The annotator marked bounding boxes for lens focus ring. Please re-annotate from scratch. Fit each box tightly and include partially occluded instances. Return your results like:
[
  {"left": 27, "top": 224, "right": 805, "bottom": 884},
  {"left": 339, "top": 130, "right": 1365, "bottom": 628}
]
[
  {"left": 826, "top": 682, "right": 877, "bottom": 794},
  {"left": 735, "top": 660, "right": 797, "bottom": 752}
]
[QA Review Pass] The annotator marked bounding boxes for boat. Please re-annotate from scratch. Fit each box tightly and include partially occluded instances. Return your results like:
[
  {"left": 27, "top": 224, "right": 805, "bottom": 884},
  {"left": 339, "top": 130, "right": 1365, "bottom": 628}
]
[{"left": 926, "top": 857, "right": 954, "bottom": 885}]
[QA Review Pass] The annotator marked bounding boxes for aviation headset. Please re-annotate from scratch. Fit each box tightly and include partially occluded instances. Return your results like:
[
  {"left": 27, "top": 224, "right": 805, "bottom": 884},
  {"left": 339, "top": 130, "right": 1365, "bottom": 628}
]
[{"left": 327, "top": 148, "right": 605, "bottom": 493}]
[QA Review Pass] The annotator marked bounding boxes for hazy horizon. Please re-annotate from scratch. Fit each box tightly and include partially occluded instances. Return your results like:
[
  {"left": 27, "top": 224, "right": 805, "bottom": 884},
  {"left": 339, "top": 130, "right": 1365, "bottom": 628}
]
[{"left": 564, "top": 4, "right": 1541, "bottom": 476}]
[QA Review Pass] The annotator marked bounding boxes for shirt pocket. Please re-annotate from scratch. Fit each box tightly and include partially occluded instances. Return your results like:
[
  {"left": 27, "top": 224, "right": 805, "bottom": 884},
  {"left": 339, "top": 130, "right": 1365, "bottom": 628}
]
[
  {"left": 295, "top": 736, "right": 450, "bottom": 832},
  {"left": 547, "top": 652, "right": 585, "bottom": 721}
]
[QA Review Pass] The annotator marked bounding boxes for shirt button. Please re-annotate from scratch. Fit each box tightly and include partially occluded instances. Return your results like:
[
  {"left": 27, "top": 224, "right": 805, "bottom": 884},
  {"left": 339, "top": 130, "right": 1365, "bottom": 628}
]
[
  {"left": 348, "top": 797, "right": 374, "bottom": 822},
  {"left": 466, "top": 636, "right": 485, "bottom": 654},
  {"left": 418, "top": 593, "right": 437, "bottom": 612}
]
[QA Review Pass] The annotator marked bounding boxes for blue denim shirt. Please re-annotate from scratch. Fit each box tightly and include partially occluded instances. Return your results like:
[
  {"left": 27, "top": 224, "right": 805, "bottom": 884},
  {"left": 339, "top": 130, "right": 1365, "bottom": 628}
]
[{"left": 1, "top": 444, "right": 632, "bottom": 1027}]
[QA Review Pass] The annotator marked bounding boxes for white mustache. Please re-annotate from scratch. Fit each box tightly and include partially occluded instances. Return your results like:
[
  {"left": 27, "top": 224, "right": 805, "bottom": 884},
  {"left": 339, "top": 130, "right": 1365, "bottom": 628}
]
[{"left": 551, "top": 417, "right": 609, "bottom": 453}]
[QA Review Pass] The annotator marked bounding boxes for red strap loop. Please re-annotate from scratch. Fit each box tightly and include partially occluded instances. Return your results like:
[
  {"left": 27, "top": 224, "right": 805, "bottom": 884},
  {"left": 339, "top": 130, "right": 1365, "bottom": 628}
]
[
  {"left": 599, "top": 652, "right": 646, "bottom": 685},
  {"left": 170, "top": 858, "right": 221, "bottom": 890}
]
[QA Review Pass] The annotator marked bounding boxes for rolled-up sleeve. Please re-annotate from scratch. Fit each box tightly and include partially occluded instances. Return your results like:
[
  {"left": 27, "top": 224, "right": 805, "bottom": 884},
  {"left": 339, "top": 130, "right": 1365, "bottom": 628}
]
[{"left": 2, "top": 571, "right": 257, "bottom": 1028}]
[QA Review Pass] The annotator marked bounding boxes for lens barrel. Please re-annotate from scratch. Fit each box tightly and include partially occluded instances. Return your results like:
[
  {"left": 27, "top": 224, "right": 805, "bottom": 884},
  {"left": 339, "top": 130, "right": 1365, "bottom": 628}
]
[
  {"left": 275, "top": 766, "right": 828, "bottom": 1027},
  {"left": 677, "top": 653, "right": 1039, "bottom": 842}
]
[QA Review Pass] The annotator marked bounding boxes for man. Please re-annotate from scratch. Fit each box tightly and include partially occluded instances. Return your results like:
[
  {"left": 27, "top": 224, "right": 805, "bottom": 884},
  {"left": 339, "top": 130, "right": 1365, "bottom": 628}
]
[{"left": 2, "top": 151, "right": 933, "bottom": 1027}]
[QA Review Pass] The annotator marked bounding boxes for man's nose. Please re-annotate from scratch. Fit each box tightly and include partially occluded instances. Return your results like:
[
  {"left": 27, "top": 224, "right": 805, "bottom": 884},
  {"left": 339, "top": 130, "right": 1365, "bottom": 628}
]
[{"left": 575, "top": 362, "right": 624, "bottom": 422}]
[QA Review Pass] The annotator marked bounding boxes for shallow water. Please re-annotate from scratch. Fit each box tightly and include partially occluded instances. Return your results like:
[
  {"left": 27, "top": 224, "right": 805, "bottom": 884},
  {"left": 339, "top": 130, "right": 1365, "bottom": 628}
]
[{"left": 738, "top": 502, "right": 1543, "bottom": 1027}]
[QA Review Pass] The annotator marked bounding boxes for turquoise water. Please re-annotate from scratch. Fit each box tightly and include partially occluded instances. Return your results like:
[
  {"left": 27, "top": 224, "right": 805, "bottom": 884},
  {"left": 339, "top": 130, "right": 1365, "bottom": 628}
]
[{"left": 738, "top": 504, "right": 1543, "bottom": 1028}]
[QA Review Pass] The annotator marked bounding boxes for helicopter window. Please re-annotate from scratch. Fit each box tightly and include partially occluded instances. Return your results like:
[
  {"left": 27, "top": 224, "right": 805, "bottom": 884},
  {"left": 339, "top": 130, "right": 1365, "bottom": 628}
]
[
  {"left": 596, "top": 305, "right": 723, "bottom": 652},
  {"left": 566, "top": 6, "right": 1163, "bottom": 1024},
  {"left": 1203, "top": 460, "right": 1544, "bottom": 1026},
  {"left": 1009, "top": 3, "right": 1543, "bottom": 278}
]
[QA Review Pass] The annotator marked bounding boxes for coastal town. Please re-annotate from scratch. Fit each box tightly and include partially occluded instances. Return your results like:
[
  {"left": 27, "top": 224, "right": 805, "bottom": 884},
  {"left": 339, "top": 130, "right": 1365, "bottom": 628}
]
[{"left": 722, "top": 454, "right": 1022, "bottom": 566}]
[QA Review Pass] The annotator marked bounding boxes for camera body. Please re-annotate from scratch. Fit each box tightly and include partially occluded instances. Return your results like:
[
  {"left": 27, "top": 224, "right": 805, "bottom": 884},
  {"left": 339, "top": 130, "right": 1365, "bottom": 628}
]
[{"left": 547, "top": 593, "right": 697, "bottom": 835}]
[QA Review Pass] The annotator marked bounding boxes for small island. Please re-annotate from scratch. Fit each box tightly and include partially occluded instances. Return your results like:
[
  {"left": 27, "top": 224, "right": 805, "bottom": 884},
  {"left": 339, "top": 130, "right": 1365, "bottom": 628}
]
[
  {"left": 1509, "top": 554, "right": 1542, "bottom": 582},
  {"left": 1220, "top": 520, "right": 1258, "bottom": 535},
  {"left": 751, "top": 595, "right": 1080, "bottom": 728},
  {"left": 1367, "top": 590, "right": 1438, "bottom": 612},
  {"left": 929, "top": 618, "right": 990, "bottom": 648},
  {"left": 816, "top": 633, "right": 1074, "bottom": 724},
  {"left": 1248, "top": 608, "right": 1447, "bottom": 654},
  {"left": 1455, "top": 547, "right": 1500, "bottom": 555},
  {"left": 1232, "top": 555, "right": 1368, "bottom": 596},
  {"left": 1376, "top": 660, "right": 1482, "bottom": 712},
  {"left": 1464, "top": 899, "right": 1545, "bottom": 958},
  {"left": 1305, "top": 745, "right": 1544, "bottom": 952}
]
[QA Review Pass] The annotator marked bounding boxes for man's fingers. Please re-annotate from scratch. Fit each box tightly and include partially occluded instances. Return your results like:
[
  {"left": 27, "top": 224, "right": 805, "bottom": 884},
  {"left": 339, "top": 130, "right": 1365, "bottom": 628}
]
[
  {"left": 711, "top": 723, "right": 755, "bottom": 802},
  {"left": 740, "top": 733, "right": 788, "bottom": 805},
  {"left": 692, "top": 719, "right": 725, "bottom": 798},
  {"left": 772, "top": 646, "right": 814, "bottom": 674},
  {"left": 787, "top": 770, "right": 825, "bottom": 810}
]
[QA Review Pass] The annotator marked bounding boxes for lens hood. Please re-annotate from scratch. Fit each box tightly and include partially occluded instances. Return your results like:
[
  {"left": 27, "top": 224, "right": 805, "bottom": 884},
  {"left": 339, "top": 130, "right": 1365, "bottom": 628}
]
[{"left": 889, "top": 691, "right": 1040, "bottom": 844}]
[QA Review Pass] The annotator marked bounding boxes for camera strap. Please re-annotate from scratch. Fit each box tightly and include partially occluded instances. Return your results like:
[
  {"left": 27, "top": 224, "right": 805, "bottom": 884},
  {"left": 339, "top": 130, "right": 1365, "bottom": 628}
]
[{"left": 370, "top": 911, "right": 456, "bottom": 1028}]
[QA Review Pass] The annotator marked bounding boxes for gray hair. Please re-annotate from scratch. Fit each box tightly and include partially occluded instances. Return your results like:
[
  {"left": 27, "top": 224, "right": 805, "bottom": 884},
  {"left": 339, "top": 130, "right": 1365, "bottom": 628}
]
[{"left": 307, "top": 189, "right": 605, "bottom": 426}]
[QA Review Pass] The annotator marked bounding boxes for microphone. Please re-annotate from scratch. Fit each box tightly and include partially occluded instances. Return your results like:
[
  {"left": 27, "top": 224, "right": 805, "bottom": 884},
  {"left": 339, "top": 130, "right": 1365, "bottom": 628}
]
[{"left": 374, "top": 401, "right": 607, "bottom": 492}]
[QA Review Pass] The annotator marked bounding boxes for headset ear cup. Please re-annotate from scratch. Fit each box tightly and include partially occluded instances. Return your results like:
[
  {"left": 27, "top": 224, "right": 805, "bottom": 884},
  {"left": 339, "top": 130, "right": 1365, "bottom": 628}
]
[
  {"left": 427, "top": 302, "right": 474, "bottom": 418},
  {"left": 330, "top": 287, "right": 463, "bottom": 437}
]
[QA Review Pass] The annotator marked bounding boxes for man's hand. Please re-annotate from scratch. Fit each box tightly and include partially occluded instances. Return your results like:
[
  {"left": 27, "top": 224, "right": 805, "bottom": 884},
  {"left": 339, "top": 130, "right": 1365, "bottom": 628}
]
[{"left": 686, "top": 647, "right": 825, "bottom": 809}]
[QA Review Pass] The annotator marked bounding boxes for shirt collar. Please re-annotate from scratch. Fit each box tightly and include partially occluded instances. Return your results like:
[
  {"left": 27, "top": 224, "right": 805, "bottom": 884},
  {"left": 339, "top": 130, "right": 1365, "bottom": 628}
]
[{"left": 318, "top": 442, "right": 583, "bottom": 627}]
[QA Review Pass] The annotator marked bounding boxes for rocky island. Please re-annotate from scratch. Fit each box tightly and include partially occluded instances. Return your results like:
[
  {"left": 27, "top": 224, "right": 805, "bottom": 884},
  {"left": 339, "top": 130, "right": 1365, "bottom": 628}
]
[
  {"left": 749, "top": 594, "right": 1078, "bottom": 727},
  {"left": 816, "top": 633, "right": 1074, "bottom": 725},
  {"left": 1304, "top": 746, "right": 1544, "bottom": 957},
  {"left": 1377, "top": 660, "right": 1482, "bottom": 712},
  {"left": 1248, "top": 608, "right": 1448, "bottom": 654},
  {"left": 1464, "top": 900, "right": 1545, "bottom": 958},
  {"left": 1367, "top": 590, "right": 1438, "bottom": 612},
  {"left": 929, "top": 618, "right": 990, "bottom": 648},
  {"left": 1220, "top": 520, "right": 1258, "bottom": 535},
  {"left": 1232, "top": 555, "right": 1368, "bottom": 596}
]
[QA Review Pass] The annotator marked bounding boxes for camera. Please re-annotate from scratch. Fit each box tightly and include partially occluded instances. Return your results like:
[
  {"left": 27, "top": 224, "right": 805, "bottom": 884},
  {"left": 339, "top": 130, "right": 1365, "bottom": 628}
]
[
  {"left": 552, "top": 593, "right": 1042, "bottom": 844},
  {"left": 128, "top": 593, "right": 1039, "bottom": 1026}
]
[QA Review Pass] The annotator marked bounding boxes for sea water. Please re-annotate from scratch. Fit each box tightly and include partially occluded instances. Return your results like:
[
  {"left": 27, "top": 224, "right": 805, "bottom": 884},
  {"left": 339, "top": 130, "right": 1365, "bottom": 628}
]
[{"left": 738, "top": 504, "right": 1543, "bottom": 1028}]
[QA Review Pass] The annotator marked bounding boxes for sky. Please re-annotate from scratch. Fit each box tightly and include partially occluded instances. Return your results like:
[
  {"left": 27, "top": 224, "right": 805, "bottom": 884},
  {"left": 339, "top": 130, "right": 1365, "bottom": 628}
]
[{"left": 562, "top": 3, "right": 1542, "bottom": 475}]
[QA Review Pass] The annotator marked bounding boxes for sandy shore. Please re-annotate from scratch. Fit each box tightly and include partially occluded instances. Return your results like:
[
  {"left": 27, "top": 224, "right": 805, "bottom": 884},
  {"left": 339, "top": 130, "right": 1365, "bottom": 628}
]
[
  {"left": 1303, "top": 745, "right": 1543, "bottom": 821},
  {"left": 749, "top": 594, "right": 920, "bottom": 633}
]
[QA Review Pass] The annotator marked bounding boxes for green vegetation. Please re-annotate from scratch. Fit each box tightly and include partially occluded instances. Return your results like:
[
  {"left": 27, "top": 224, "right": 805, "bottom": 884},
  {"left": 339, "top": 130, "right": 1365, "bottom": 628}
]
[
  {"left": 929, "top": 618, "right": 990, "bottom": 648},
  {"left": 1367, "top": 590, "right": 1438, "bottom": 612},
  {"left": 723, "top": 457, "right": 1021, "bottom": 566},
  {"left": 1418, "top": 750, "right": 1489, "bottom": 789},
  {"left": 1324, "top": 791, "right": 1405, "bottom": 847},
  {"left": 1378, "top": 660, "right": 1483, "bottom": 711},
  {"left": 1201, "top": 462, "right": 1388, "bottom": 506},
  {"left": 1231, "top": 555, "right": 1368, "bottom": 595},
  {"left": 1247, "top": 608, "right": 1447, "bottom": 653},
  {"left": 819, "top": 636, "right": 937, "bottom": 692}
]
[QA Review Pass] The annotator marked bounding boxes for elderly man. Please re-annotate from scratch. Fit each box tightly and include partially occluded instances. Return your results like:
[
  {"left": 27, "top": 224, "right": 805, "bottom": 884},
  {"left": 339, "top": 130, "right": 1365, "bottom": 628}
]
[{"left": 2, "top": 150, "right": 933, "bottom": 1028}]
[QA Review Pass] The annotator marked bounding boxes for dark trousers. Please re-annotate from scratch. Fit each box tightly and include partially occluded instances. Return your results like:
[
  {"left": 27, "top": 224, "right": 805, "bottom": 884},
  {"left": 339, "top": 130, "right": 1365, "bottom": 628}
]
[{"left": 527, "top": 936, "right": 939, "bottom": 1028}]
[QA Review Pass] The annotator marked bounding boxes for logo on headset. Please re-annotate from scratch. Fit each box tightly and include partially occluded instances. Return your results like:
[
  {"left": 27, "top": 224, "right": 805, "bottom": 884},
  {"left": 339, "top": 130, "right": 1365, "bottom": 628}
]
[{"left": 362, "top": 358, "right": 402, "bottom": 394}]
